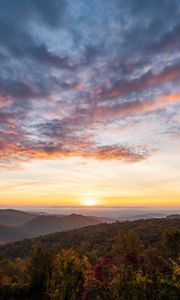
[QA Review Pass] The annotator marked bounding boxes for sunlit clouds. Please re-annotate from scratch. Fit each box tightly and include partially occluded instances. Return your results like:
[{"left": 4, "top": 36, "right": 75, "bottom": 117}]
[{"left": 0, "top": 0, "right": 180, "bottom": 206}]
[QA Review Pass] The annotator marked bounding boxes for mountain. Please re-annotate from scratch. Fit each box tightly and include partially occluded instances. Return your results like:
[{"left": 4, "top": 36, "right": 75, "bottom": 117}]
[
  {"left": 166, "top": 214, "right": 180, "bottom": 219},
  {"left": 117, "top": 213, "right": 167, "bottom": 221},
  {"left": 0, "top": 209, "right": 37, "bottom": 226},
  {"left": 1, "top": 209, "right": 179, "bottom": 247},
  {"left": 21, "top": 214, "right": 101, "bottom": 237},
  {"left": 0, "top": 224, "right": 32, "bottom": 245},
  {"left": 0, "top": 209, "right": 104, "bottom": 244},
  {"left": 1, "top": 217, "right": 179, "bottom": 259}
]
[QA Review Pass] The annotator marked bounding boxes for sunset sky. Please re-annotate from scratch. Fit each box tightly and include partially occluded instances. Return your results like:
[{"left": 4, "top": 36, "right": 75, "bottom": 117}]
[{"left": 0, "top": 0, "right": 180, "bottom": 207}]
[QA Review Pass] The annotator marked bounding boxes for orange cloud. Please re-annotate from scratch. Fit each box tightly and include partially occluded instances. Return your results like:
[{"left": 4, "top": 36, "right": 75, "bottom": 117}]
[
  {"left": 93, "top": 93, "right": 180, "bottom": 122},
  {"left": 104, "top": 63, "right": 180, "bottom": 100}
]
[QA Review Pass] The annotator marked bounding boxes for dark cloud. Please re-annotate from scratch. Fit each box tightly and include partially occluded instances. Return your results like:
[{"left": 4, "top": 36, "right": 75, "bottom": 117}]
[
  {"left": 99, "top": 62, "right": 180, "bottom": 102},
  {"left": 31, "top": 0, "right": 66, "bottom": 27},
  {"left": 30, "top": 45, "right": 76, "bottom": 70}
]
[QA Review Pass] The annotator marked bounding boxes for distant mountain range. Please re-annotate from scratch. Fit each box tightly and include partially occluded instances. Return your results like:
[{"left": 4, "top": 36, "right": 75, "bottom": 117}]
[
  {"left": 0, "top": 216, "right": 179, "bottom": 260},
  {"left": 117, "top": 213, "right": 168, "bottom": 221},
  {"left": 0, "top": 209, "right": 109, "bottom": 244},
  {"left": 21, "top": 214, "right": 104, "bottom": 237},
  {"left": 0, "top": 209, "right": 179, "bottom": 245},
  {"left": 0, "top": 209, "right": 37, "bottom": 226}
]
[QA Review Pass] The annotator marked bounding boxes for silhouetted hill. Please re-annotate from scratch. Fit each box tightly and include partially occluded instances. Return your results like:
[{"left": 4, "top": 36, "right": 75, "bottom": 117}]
[
  {"left": 0, "top": 209, "right": 37, "bottom": 226},
  {"left": 21, "top": 214, "right": 101, "bottom": 237},
  {"left": 0, "top": 210, "right": 104, "bottom": 244},
  {"left": 0, "top": 224, "right": 32, "bottom": 245},
  {"left": 166, "top": 214, "right": 180, "bottom": 219},
  {"left": 0, "top": 217, "right": 179, "bottom": 259},
  {"left": 117, "top": 213, "right": 167, "bottom": 221}
]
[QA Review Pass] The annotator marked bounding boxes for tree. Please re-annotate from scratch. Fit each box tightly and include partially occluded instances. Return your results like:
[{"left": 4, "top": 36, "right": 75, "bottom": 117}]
[
  {"left": 82, "top": 255, "right": 119, "bottom": 300},
  {"left": 162, "top": 228, "right": 180, "bottom": 260},
  {"left": 113, "top": 230, "right": 144, "bottom": 268},
  {"left": 28, "top": 244, "right": 53, "bottom": 300},
  {"left": 50, "top": 249, "right": 90, "bottom": 300}
]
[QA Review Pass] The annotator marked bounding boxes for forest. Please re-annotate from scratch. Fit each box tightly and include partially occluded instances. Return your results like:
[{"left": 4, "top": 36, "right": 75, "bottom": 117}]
[{"left": 0, "top": 217, "right": 180, "bottom": 300}]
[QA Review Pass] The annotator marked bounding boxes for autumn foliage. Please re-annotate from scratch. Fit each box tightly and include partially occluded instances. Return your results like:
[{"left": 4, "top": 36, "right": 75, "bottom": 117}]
[{"left": 0, "top": 226, "right": 179, "bottom": 299}]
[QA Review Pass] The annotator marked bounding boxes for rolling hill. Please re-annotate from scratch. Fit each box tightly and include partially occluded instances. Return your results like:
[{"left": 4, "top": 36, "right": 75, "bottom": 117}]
[
  {"left": 0, "top": 216, "right": 179, "bottom": 259},
  {"left": 0, "top": 209, "right": 104, "bottom": 244},
  {"left": 0, "top": 224, "right": 31, "bottom": 245},
  {"left": 20, "top": 214, "right": 102, "bottom": 237},
  {"left": 0, "top": 209, "right": 37, "bottom": 226}
]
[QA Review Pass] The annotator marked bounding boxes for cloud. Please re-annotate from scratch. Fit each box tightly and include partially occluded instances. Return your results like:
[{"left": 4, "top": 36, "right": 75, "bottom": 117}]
[
  {"left": 93, "top": 93, "right": 180, "bottom": 122},
  {"left": 98, "top": 63, "right": 180, "bottom": 101},
  {"left": 0, "top": 0, "right": 180, "bottom": 167}
]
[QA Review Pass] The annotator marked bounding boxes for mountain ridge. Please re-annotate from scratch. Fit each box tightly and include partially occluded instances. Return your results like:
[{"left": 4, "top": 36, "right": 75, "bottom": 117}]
[
  {"left": 0, "top": 216, "right": 179, "bottom": 259},
  {"left": 0, "top": 209, "right": 106, "bottom": 244}
]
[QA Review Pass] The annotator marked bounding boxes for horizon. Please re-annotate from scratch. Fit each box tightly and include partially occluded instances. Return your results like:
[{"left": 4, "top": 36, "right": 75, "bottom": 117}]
[{"left": 0, "top": 204, "right": 180, "bottom": 219}]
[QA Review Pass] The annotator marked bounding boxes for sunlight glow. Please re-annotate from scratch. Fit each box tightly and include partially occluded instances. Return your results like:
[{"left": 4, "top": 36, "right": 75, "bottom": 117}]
[{"left": 81, "top": 197, "right": 97, "bottom": 206}]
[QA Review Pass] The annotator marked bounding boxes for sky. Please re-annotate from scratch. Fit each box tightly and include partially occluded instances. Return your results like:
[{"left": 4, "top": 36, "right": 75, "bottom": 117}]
[{"left": 0, "top": 0, "right": 180, "bottom": 207}]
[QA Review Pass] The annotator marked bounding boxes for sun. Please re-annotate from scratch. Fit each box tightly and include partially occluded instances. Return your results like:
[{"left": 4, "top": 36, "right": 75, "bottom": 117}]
[{"left": 81, "top": 197, "right": 97, "bottom": 206}]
